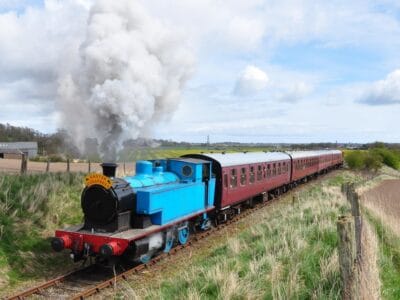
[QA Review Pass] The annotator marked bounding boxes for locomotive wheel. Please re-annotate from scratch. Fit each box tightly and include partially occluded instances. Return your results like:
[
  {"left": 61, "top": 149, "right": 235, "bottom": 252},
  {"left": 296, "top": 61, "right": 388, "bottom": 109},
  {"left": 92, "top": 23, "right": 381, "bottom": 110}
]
[
  {"left": 164, "top": 230, "right": 175, "bottom": 253},
  {"left": 178, "top": 227, "right": 190, "bottom": 245},
  {"left": 139, "top": 254, "right": 151, "bottom": 264}
]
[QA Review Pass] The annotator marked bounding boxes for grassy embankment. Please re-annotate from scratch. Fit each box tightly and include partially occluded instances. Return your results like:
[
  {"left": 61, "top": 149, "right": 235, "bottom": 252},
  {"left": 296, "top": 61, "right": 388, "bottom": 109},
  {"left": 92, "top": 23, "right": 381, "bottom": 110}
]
[
  {"left": 364, "top": 210, "right": 400, "bottom": 299},
  {"left": 113, "top": 172, "right": 355, "bottom": 299},
  {"left": 0, "top": 172, "right": 83, "bottom": 294}
]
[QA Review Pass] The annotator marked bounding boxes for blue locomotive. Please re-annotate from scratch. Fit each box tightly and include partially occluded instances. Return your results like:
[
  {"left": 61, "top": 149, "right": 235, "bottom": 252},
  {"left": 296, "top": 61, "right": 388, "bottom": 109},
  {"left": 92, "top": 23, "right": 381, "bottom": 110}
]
[{"left": 52, "top": 157, "right": 216, "bottom": 263}]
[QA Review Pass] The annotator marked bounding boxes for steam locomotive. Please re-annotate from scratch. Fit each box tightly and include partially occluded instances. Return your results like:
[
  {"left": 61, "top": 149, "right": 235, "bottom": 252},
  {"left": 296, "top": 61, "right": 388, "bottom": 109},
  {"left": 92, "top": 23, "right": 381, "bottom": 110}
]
[{"left": 51, "top": 150, "right": 343, "bottom": 264}]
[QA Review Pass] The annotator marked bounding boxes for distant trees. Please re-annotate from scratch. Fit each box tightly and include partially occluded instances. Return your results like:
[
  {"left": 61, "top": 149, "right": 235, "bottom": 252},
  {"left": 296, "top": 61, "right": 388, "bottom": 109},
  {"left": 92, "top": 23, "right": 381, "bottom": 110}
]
[{"left": 0, "top": 123, "right": 79, "bottom": 158}]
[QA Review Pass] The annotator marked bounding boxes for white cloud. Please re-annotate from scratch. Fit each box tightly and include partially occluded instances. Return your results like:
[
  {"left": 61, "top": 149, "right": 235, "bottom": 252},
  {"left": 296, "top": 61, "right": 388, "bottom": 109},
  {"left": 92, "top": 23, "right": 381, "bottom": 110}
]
[
  {"left": 277, "top": 81, "right": 313, "bottom": 103},
  {"left": 141, "top": 0, "right": 400, "bottom": 54},
  {"left": 234, "top": 65, "right": 269, "bottom": 95},
  {"left": 0, "top": 0, "right": 91, "bottom": 131},
  {"left": 359, "top": 69, "right": 400, "bottom": 105},
  {"left": 1, "top": 0, "right": 400, "bottom": 143}
]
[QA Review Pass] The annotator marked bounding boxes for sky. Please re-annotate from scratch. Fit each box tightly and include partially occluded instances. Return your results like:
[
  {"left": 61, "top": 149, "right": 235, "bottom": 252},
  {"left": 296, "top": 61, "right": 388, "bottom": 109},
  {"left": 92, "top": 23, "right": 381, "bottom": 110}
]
[{"left": 0, "top": 0, "right": 400, "bottom": 144}]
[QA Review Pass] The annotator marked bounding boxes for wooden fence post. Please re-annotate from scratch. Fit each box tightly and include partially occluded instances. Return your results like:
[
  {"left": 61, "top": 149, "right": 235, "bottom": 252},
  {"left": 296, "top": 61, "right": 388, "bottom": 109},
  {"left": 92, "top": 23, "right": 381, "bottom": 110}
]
[
  {"left": 123, "top": 162, "right": 126, "bottom": 175},
  {"left": 88, "top": 160, "right": 91, "bottom": 173},
  {"left": 337, "top": 215, "right": 359, "bottom": 299},
  {"left": 66, "top": 158, "right": 70, "bottom": 173},
  {"left": 349, "top": 189, "right": 362, "bottom": 260},
  {"left": 46, "top": 160, "right": 50, "bottom": 172},
  {"left": 20, "top": 152, "right": 27, "bottom": 174}
]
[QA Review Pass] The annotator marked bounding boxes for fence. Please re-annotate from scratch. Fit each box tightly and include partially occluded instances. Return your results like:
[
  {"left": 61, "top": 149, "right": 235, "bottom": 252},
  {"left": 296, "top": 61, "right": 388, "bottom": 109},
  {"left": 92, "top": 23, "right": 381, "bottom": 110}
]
[
  {"left": 0, "top": 157, "right": 136, "bottom": 176},
  {"left": 337, "top": 183, "right": 362, "bottom": 300}
]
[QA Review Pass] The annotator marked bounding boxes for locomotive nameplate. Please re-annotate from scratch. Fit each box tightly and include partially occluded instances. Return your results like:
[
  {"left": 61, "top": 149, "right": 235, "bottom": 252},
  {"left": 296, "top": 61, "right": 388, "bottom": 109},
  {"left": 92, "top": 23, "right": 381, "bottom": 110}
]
[{"left": 85, "top": 173, "right": 113, "bottom": 189}]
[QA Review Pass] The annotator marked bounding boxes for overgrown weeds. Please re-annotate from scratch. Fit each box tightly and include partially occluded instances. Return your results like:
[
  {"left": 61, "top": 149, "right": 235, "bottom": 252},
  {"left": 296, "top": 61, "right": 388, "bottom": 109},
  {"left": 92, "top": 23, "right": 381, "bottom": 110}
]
[
  {"left": 0, "top": 172, "right": 83, "bottom": 291},
  {"left": 132, "top": 174, "right": 351, "bottom": 299}
]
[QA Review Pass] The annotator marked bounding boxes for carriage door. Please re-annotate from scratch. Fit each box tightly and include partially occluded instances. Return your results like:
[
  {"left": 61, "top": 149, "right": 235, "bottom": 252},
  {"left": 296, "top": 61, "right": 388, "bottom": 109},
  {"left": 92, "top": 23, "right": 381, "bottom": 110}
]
[{"left": 223, "top": 169, "right": 229, "bottom": 196}]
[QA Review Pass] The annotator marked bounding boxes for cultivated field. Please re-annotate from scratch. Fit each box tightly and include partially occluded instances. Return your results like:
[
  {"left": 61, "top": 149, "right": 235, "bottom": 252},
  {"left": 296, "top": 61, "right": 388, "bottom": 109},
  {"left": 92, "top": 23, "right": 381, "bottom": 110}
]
[{"left": 362, "top": 179, "right": 400, "bottom": 238}]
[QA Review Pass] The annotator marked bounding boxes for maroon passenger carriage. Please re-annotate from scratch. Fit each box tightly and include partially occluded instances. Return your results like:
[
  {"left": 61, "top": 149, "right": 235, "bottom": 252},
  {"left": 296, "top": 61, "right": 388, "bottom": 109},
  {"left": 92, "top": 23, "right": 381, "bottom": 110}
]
[
  {"left": 185, "top": 150, "right": 342, "bottom": 222},
  {"left": 288, "top": 150, "right": 342, "bottom": 182}
]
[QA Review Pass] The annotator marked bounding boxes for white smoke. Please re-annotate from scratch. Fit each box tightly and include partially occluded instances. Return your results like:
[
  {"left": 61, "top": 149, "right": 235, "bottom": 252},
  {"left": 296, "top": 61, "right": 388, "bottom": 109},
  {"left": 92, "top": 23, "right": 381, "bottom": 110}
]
[{"left": 57, "top": 0, "right": 195, "bottom": 160}]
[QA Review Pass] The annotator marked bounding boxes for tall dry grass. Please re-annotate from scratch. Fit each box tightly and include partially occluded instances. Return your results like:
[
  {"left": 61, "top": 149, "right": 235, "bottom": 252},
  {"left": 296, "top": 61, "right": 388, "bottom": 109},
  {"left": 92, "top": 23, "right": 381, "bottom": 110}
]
[
  {"left": 359, "top": 221, "right": 380, "bottom": 300},
  {"left": 115, "top": 177, "right": 352, "bottom": 299}
]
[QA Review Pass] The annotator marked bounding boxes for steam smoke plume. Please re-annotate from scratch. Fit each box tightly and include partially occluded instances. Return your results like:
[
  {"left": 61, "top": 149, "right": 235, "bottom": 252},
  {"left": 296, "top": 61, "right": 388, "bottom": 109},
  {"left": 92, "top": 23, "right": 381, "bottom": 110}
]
[{"left": 57, "top": 0, "right": 194, "bottom": 160}]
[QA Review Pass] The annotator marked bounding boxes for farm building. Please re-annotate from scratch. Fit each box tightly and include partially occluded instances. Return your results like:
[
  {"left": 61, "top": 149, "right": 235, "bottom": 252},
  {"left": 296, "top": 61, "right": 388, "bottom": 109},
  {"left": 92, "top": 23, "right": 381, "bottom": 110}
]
[{"left": 0, "top": 142, "right": 38, "bottom": 159}]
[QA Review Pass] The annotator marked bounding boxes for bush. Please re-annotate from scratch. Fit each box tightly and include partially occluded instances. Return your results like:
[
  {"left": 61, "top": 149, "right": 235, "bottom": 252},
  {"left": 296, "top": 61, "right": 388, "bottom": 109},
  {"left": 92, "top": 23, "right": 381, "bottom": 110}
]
[
  {"left": 363, "top": 152, "right": 383, "bottom": 171},
  {"left": 345, "top": 147, "right": 400, "bottom": 171},
  {"left": 345, "top": 151, "right": 366, "bottom": 169},
  {"left": 345, "top": 150, "right": 382, "bottom": 171},
  {"left": 371, "top": 148, "right": 400, "bottom": 169}
]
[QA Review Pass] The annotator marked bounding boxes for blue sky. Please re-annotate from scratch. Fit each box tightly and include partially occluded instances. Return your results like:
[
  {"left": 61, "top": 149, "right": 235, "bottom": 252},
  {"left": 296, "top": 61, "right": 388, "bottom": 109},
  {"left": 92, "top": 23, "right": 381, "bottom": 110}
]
[{"left": 0, "top": 0, "right": 400, "bottom": 144}]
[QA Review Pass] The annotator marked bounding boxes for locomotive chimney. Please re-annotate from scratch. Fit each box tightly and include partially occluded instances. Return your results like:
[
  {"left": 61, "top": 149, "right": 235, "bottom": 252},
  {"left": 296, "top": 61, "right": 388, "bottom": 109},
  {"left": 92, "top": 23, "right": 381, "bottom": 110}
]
[{"left": 101, "top": 162, "right": 118, "bottom": 178}]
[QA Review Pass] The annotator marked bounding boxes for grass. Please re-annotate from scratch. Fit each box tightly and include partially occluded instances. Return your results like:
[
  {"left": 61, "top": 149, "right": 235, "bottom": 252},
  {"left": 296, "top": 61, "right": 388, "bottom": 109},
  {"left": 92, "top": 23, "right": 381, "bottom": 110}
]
[
  {"left": 364, "top": 211, "right": 400, "bottom": 299},
  {"left": 1, "top": 164, "right": 397, "bottom": 299},
  {"left": 122, "top": 173, "right": 352, "bottom": 299},
  {"left": 0, "top": 172, "right": 84, "bottom": 292}
]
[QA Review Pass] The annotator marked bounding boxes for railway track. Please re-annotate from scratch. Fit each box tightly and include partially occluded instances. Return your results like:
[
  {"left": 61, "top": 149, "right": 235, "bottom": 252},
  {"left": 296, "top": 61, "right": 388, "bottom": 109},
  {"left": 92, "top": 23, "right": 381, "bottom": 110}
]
[{"left": 6, "top": 170, "right": 339, "bottom": 300}]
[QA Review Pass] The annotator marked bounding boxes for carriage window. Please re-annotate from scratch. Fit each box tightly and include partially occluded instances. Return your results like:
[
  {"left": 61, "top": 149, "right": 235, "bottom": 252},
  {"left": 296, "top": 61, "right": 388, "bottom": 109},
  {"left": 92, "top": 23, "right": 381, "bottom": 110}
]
[
  {"left": 267, "top": 164, "right": 271, "bottom": 177},
  {"left": 257, "top": 165, "right": 262, "bottom": 181},
  {"left": 278, "top": 163, "right": 281, "bottom": 175},
  {"left": 249, "top": 166, "right": 255, "bottom": 184},
  {"left": 230, "top": 169, "right": 237, "bottom": 188},
  {"left": 263, "top": 165, "right": 266, "bottom": 179},
  {"left": 224, "top": 174, "right": 228, "bottom": 188},
  {"left": 273, "top": 163, "right": 276, "bottom": 176},
  {"left": 240, "top": 167, "right": 247, "bottom": 185}
]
